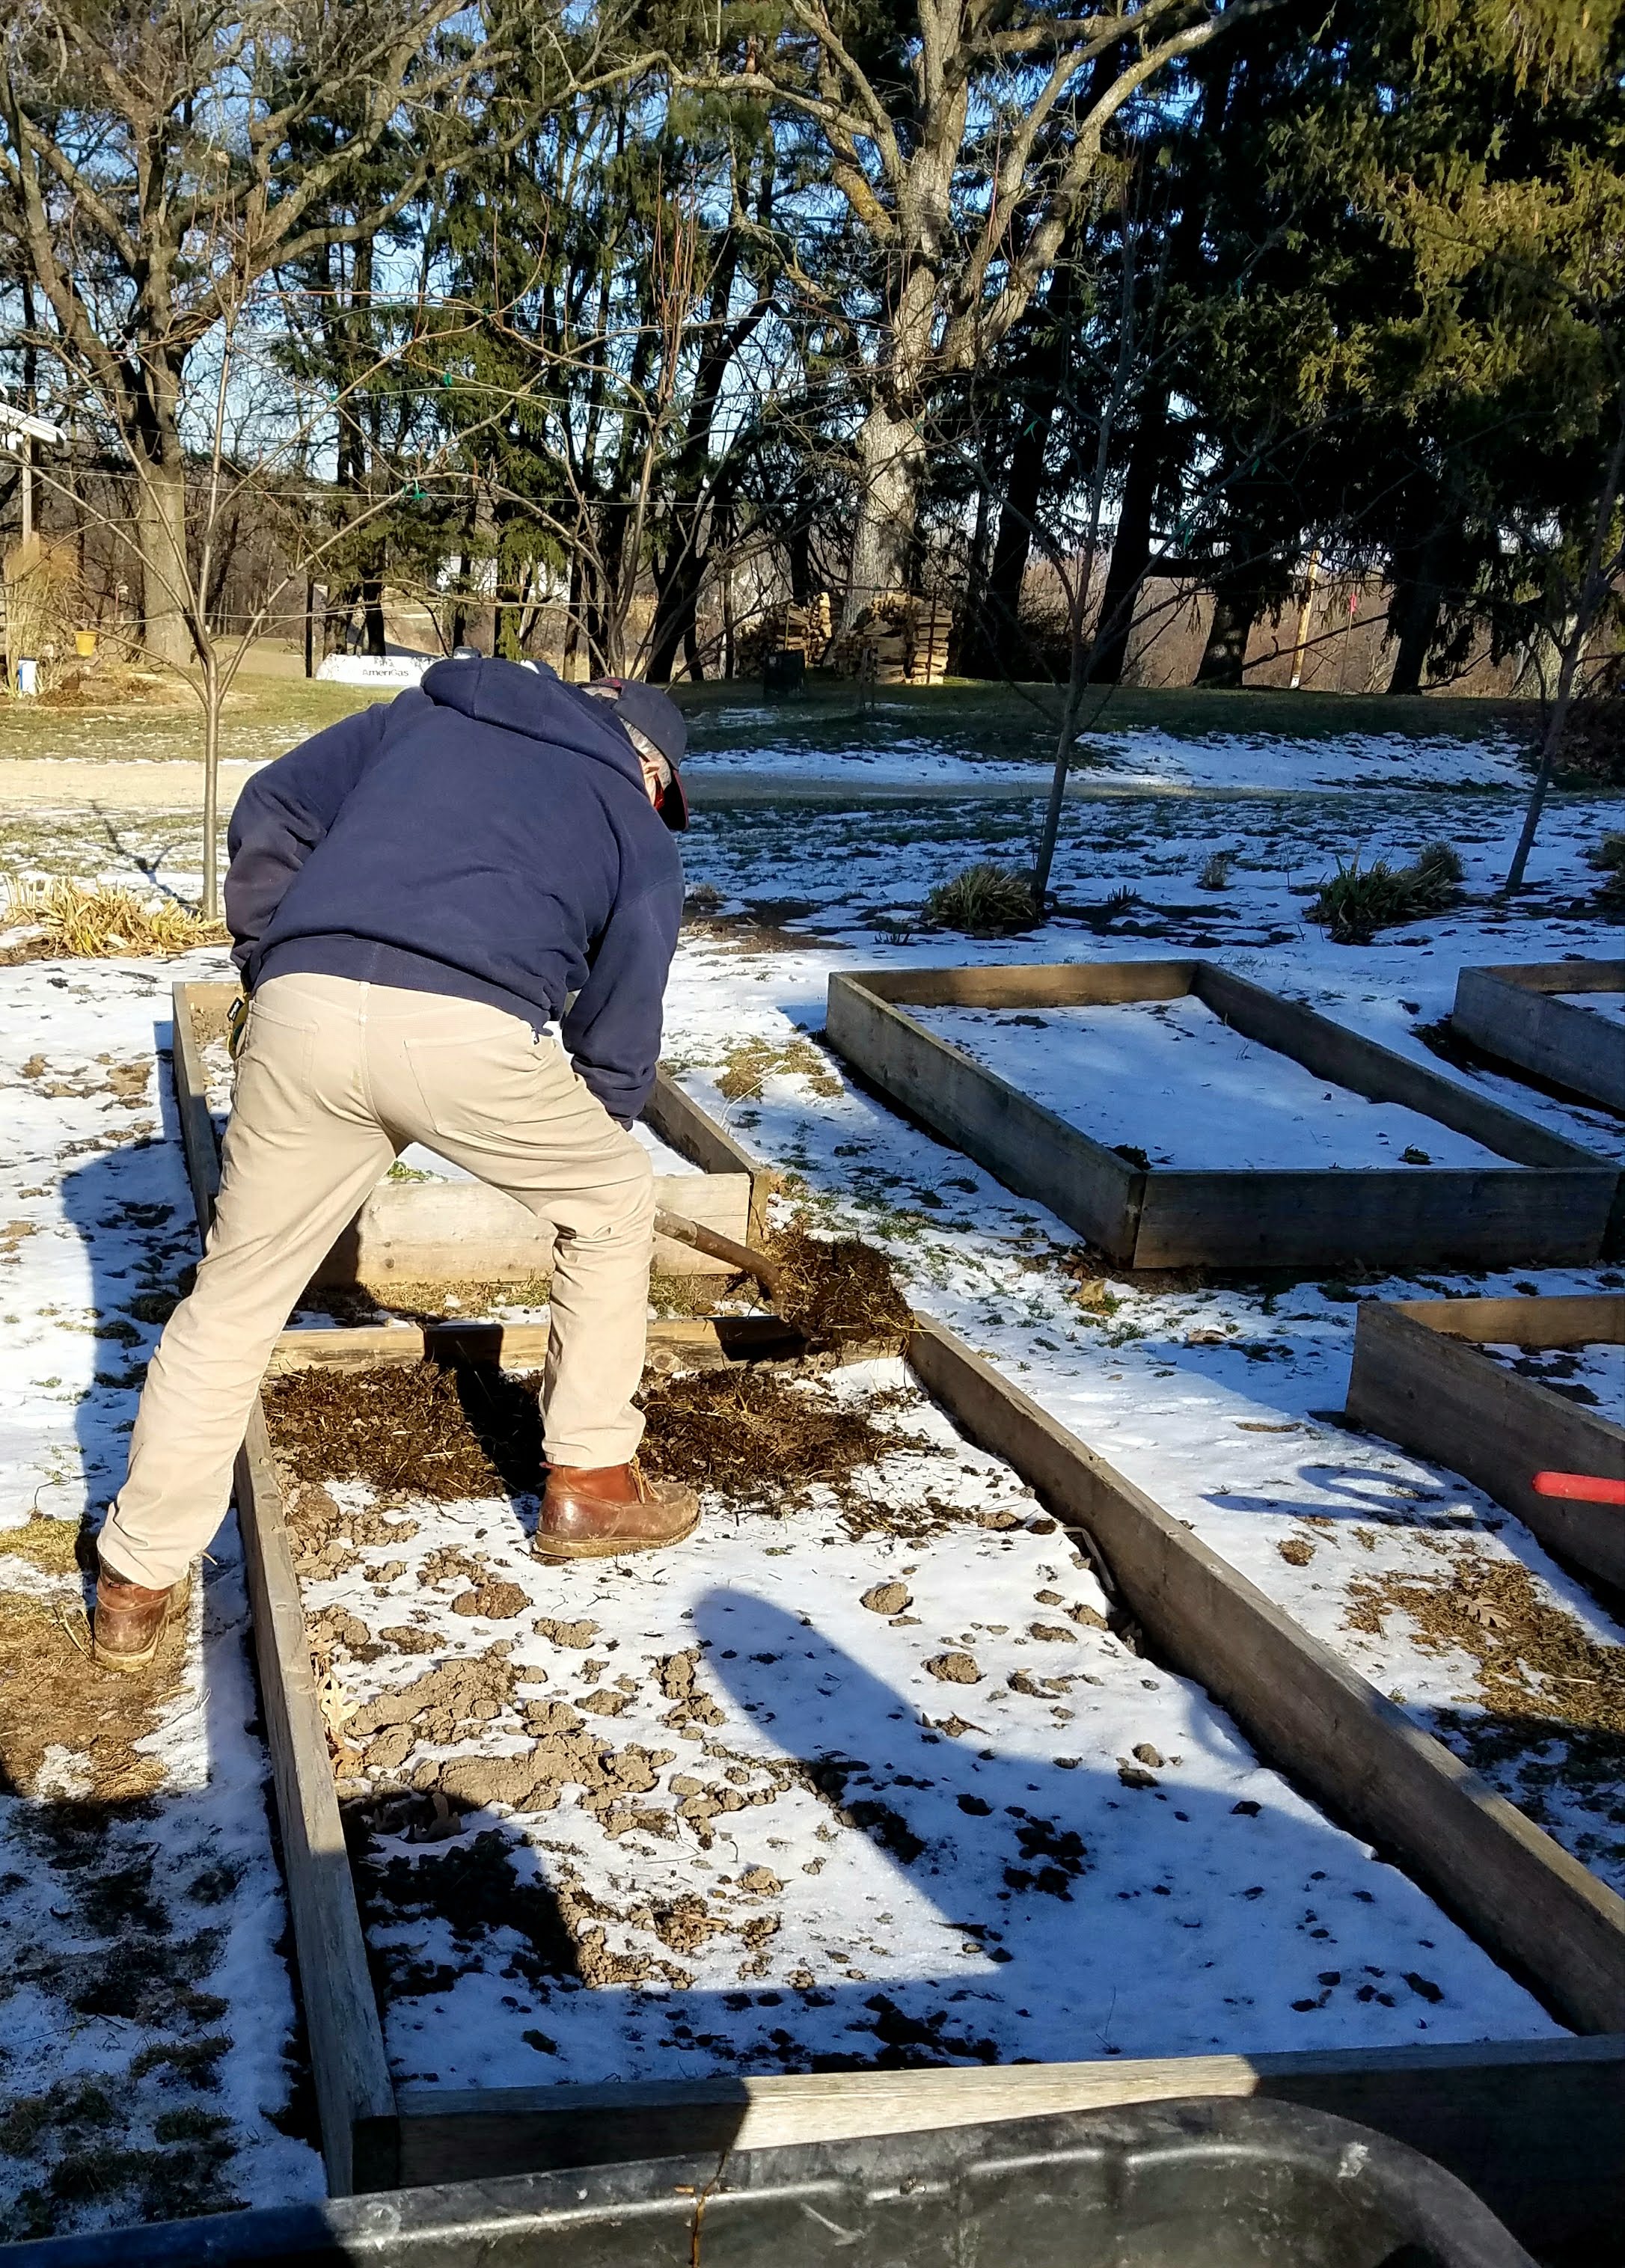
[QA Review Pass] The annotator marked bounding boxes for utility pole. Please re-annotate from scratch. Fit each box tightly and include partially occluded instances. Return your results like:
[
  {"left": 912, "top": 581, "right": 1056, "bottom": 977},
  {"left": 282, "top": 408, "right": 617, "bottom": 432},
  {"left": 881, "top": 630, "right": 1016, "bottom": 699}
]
[{"left": 1289, "top": 550, "right": 1320, "bottom": 689}]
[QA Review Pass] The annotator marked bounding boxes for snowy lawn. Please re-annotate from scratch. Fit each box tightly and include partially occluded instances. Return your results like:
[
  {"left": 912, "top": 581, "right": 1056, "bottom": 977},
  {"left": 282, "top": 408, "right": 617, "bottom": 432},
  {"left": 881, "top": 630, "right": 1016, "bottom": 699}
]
[
  {"left": 0, "top": 954, "right": 321, "bottom": 2238},
  {"left": 0, "top": 702, "right": 1618, "bottom": 2222}
]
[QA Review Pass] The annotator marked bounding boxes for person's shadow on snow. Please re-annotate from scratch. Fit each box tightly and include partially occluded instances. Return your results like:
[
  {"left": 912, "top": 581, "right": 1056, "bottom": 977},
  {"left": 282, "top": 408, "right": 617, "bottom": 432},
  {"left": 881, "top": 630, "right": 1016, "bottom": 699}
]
[{"left": 658, "top": 1585, "right": 1478, "bottom": 2069}]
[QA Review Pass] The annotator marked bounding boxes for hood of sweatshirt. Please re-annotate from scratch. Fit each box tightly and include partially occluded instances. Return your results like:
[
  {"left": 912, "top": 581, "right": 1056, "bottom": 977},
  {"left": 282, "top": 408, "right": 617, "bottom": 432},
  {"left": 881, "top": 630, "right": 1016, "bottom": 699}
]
[{"left": 420, "top": 655, "right": 646, "bottom": 792}]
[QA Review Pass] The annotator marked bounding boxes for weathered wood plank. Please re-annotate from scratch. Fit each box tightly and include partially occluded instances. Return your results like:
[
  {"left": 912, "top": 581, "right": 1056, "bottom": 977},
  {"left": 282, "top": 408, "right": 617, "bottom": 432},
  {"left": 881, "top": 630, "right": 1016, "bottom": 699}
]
[
  {"left": 1347, "top": 1299, "right": 1625, "bottom": 1594},
  {"left": 267, "top": 1316, "right": 732, "bottom": 1374},
  {"left": 1454, "top": 963, "right": 1625, "bottom": 1115},
  {"left": 647, "top": 1067, "right": 774, "bottom": 1238},
  {"left": 234, "top": 1409, "right": 400, "bottom": 2193},
  {"left": 308, "top": 1171, "right": 753, "bottom": 1287},
  {"left": 1397, "top": 1294, "right": 1624, "bottom": 1349},
  {"left": 1134, "top": 1165, "right": 1612, "bottom": 1271},
  {"left": 171, "top": 990, "right": 398, "bottom": 2193},
  {"left": 907, "top": 1313, "right": 1625, "bottom": 2035},
  {"left": 854, "top": 960, "right": 1198, "bottom": 1011},
  {"left": 826, "top": 974, "right": 1142, "bottom": 1260},
  {"left": 394, "top": 2034, "right": 1625, "bottom": 2258},
  {"left": 824, "top": 963, "right": 1618, "bottom": 1269}
]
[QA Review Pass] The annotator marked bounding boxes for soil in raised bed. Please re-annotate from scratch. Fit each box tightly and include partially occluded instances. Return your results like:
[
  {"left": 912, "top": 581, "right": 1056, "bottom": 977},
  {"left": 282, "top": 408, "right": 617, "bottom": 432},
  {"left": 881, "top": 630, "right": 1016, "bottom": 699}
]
[{"left": 260, "top": 1357, "right": 1560, "bottom": 2091}]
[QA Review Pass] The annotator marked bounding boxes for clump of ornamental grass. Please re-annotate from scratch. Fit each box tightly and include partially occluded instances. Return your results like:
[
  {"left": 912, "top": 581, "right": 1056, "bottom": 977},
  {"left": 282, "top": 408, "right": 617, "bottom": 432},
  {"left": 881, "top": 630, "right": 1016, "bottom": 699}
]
[
  {"left": 1586, "top": 831, "right": 1625, "bottom": 909},
  {"left": 1309, "top": 842, "right": 1464, "bottom": 944},
  {"left": 922, "top": 862, "right": 1038, "bottom": 936},
  {"left": 1, "top": 876, "right": 227, "bottom": 960}
]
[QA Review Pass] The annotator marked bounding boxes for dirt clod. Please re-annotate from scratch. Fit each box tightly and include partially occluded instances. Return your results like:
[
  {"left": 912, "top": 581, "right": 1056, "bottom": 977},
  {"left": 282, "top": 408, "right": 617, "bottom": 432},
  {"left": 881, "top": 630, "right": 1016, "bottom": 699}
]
[
  {"left": 860, "top": 1582, "right": 912, "bottom": 1615},
  {"left": 535, "top": 1618, "right": 599, "bottom": 1648},
  {"left": 452, "top": 1583, "right": 528, "bottom": 1621},
  {"left": 925, "top": 1652, "right": 982, "bottom": 1685}
]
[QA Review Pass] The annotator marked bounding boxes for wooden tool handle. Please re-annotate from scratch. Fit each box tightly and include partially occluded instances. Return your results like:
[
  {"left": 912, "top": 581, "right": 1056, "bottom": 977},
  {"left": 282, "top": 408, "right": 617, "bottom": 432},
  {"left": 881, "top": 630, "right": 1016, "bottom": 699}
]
[{"left": 654, "top": 1207, "right": 785, "bottom": 1294}]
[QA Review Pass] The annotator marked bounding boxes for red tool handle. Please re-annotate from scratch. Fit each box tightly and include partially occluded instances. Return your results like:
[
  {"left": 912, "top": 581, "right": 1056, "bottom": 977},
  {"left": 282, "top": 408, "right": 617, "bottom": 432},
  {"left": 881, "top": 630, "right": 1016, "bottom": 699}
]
[{"left": 1534, "top": 1471, "right": 1625, "bottom": 1506}]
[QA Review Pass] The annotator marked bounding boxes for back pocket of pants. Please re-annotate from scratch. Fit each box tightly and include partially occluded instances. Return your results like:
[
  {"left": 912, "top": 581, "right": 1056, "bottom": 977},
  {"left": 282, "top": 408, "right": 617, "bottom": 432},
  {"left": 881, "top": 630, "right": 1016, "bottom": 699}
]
[{"left": 403, "top": 1027, "right": 572, "bottom": 1147}]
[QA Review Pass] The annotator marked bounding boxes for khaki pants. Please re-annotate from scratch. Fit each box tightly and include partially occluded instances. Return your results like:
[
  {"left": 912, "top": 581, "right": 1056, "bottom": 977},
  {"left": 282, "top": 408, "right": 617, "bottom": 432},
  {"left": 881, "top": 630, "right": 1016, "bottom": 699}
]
[{"left": 100, "top": 973, "right": 655, "bottom": 1591}]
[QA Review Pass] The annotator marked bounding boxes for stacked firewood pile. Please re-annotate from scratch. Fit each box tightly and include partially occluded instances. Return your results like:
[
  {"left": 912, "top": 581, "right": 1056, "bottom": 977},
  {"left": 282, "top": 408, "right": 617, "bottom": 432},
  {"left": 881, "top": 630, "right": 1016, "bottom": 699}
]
[
  {"left": 735, "top": 594, "right": 833, "bottom": 678},
  {"left": 827, "top": 592, "right": 952, "bottom": 684}
]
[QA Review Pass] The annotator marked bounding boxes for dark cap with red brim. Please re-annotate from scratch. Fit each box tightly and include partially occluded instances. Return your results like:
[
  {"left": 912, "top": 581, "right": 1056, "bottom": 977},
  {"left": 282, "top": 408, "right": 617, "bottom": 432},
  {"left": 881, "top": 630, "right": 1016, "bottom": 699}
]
[{"left": 590, "top": 677, "right": 690, "bottom": 831}]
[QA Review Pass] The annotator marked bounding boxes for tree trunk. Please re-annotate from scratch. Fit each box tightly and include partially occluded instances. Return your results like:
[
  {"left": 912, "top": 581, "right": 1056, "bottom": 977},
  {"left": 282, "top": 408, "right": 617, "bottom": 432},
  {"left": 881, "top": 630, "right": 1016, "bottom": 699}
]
[
  {"left": 845, "top": 404, "right": 924, "bottom": 621},
  {"left": 961, "top": 255, "right": 1080, "bottom": 679},
  {"left": 1196, "top": 577, "right": 1261, "bottom": 686},
  {"left": 647, "top": 556, "right": 703, "bottom": 684},
  {"left": 1091, "top": 394, "right": 1168, "bottom": 684},
  {"left": 361, "top": 574, "right": 386, "bottom": 658},
  {"left": 135, "top": 458, "right": 192, "bottom": 669},
  {"left": 1385, "top": 535, "right": 1446, "bottom": 696},
  {"left": 967, "top": 413, "right": 1050, "bottom": 678}
]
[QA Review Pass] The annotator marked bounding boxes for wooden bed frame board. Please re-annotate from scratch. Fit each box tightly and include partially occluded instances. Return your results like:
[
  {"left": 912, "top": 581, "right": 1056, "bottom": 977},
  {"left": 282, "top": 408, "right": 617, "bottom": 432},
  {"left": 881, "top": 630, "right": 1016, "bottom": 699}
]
[
  {"left": 164, "top": 988, "right": 1625, "bottom": 2249},
  {"left": 824, "top": 961, "right": 1619, "bottom": 1269},
  {"left": 175, "top": 982, "right": 769, "bottom": 1282},
  {"left": 1451, "top": 960, "right": 1625, "bottom": 1117},
  {"left": 389, "top": 2035, "right": 1625, "bottom": 2260},
  {"left": 1347, "top": 1294, "right": 1625, "bottom": 1595}
]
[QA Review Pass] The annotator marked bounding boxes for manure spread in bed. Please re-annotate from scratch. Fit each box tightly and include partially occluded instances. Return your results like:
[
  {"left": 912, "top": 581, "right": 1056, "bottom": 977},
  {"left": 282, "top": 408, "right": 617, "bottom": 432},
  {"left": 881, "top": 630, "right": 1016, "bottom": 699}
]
[
  {"left": 768, "top": 1225, "right": 913, "bottom": 1352},
  {"left": 263, "top": 1361, "right": 542, "bottom": 1500},
  {"left": 263, "top": 1357, "right": 922, "bottom": 1518},
  {"left": 636, "top": 1366, "right": 912, "bottom": 1511},
  {"left": 1346, "top": 1546, "right": 1625, "bottom": 1845}
]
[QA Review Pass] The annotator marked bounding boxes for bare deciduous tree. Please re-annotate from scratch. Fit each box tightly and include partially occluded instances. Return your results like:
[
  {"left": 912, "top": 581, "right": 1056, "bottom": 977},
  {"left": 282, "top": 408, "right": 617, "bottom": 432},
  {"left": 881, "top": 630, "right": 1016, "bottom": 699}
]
[
  {"left": 0, "top": 0, "right": 482, "bottom": 663},
  {"left": 683, "top": 0, "right": 1279, "bottom": 609}
]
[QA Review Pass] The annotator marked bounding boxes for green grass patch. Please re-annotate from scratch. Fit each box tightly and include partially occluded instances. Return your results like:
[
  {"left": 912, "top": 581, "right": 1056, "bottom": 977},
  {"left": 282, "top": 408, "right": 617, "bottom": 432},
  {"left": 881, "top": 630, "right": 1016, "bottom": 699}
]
[
  {"left": 673, "top": 674, "right": 1537, "bottom": 758},
  {"left": 0, "top": 672, "right": 376, "bottom": 767}
]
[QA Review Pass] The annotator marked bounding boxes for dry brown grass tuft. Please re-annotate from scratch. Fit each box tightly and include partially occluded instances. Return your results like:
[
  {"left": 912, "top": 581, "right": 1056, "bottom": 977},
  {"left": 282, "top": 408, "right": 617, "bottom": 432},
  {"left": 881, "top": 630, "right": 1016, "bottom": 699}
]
[
  {"left": 1, "top": 877, "right": 227, "bottom": 961},
  {"left": 713, "top": 1034, "right": 841, "bottom": 1102},
  {"left": 0, "top": 1596, "right": 180, "bottom": 1800},
  {"left": 0, "top": 1515, "right": 88, "bottom": 1575}
]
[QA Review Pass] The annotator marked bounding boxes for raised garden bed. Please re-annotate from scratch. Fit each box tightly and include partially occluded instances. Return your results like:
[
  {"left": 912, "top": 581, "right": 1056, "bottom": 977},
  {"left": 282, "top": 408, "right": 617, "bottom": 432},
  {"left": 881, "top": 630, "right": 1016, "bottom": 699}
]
[
  {"left": 1347, "top": 1296, "right": 1625, "bottom": 1597},
  {"left": 823, "top": 962, "right": 1618, "bottom": 1270},
  {"left": 156, "top": 999, "right": 1625, "bottom": 2260},
  {"left": 177, "top": 981, "right": 768, "bottom": 1287},
  {"left": 1451, "top": 962, "right": 1625, "bottom": 1116}
]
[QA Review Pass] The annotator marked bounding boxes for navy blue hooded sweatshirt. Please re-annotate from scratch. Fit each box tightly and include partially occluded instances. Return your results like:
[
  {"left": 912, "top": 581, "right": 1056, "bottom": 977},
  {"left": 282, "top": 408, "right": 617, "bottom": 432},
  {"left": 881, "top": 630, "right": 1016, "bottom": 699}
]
[{"left": 224, "top": 657, "right": 684, "bottom": 1125}]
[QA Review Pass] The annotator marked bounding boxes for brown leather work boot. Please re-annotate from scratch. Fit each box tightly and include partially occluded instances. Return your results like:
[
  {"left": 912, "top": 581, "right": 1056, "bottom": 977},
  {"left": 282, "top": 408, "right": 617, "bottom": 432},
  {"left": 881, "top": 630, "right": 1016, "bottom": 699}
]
[
  {"left": 533, "top": 1462, "right": 700, "bottom": 1560},
  {"left": 93, "top": 1559, "right": 189, "bottom": 1673}
]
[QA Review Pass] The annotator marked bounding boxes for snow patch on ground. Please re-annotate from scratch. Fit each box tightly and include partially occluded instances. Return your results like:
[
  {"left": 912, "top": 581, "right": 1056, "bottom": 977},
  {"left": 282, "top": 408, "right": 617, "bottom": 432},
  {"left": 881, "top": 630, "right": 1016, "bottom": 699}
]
[
  {"left": 910, "top": 998, "right": 1514, "bottom": 1170},
  {"left": 305, "top": 1361, "right": 1558, "bottom": 2088}
]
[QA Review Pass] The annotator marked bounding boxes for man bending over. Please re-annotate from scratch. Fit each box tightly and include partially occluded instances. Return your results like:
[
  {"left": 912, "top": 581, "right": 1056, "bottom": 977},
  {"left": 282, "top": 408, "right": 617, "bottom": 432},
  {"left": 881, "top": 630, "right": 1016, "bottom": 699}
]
[{"left": 94, "top": 655, "right": 696, "bottom": 1671}]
